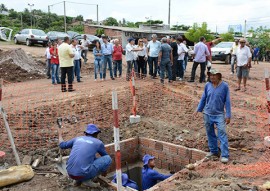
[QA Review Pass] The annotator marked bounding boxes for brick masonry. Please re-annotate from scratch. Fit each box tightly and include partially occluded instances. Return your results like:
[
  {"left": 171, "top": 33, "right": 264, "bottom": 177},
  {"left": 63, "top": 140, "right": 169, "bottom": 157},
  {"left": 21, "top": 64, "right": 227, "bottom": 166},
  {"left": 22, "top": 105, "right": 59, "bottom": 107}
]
[
  {"left": 84, "top": 25, "right": 122, "bottom": 39},
  {"left": 105, "top": 137, "right": 206, "bottom": 173}
]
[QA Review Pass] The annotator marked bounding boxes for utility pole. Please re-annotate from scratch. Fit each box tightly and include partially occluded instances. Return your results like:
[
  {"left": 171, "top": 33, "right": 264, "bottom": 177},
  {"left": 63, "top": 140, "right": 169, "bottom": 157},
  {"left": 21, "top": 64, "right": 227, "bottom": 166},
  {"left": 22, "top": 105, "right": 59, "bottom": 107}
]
[
  {"left": 96, "top": 4, "right": 99, "bottom": 24},
  {"left": 64, "top": 1, "right": 67, "bottom": 33},
  {"left": 216, "top": 25, "right": 217, "bottom": 36},
  {"left": 244, "top": 20, "right": 247, "bottom": 39},
  {"left": 48, "top": 5, "right": 50, "bottom": 26},
  {"left": 28, "top": 3, "right": 34, "bottom": 28},
  {"left": 168, "top": 0, "right": 171, "bottom": 25}
]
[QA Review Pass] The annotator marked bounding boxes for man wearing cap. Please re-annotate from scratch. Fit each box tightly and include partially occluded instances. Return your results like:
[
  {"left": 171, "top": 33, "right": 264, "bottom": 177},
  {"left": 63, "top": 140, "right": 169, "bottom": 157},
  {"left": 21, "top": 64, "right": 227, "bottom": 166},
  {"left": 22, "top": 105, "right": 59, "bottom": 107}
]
[
  {"left": 235, "top": 38, "right": 252, "bottom": 91},
  {"left": 193, "top": 68, "right": 231, "bottom": 163},
  {"left": 102, "top": 36, "right": 115, "bottom": 80},
  {"left": 142, "top": 154, "right": 172, "bottom": 190},
  {"left": 57, "top": 124, "right": 112, "bottom": 187},
  {"left": 230, "top": 39, "right": 239, "bottom": 75},
  {"left": 112, "top": 173, "right": 139, "bottom": 190},
  {"left": 125, "top": 38, "right": 143, "bottom": 81},
  {"left": 147, "top": 34, "right": 161, "bottom": 79}
]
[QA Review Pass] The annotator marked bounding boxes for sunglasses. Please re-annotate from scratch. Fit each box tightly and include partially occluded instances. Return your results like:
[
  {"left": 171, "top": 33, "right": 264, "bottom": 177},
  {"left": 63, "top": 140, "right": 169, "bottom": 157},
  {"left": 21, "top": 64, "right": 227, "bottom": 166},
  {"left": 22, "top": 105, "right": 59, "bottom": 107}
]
[
  {"left": 240, "top": 42, "right": 245, "bottom": 44},
  {"left": 139, "top": 41, "right": 143, "bottom": 42}
]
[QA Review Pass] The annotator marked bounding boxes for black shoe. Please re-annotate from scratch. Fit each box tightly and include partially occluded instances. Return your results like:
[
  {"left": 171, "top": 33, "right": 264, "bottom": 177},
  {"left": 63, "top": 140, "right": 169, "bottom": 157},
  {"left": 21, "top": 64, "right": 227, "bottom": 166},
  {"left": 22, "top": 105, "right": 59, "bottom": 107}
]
[
  {"left": 168, "top": 80, "right": 173, "bottom": 83},
  {"left": 68, "top": 89, "right": 75, "bottom": 92},
  {"left": 188, "top": 80, "right": 195, "bottom": 82},
  {"left": 111, "top": 77, "right": 115, "bottom": 80},
  {"left": 47, "top": 76, "right": 51, "bottom": 79},
  {"left": 62, "top": 89, "right": 67, "bottom": 92},
  {"left": 57, "top": 82, "right": 61, "bottom": 84},
  {"left": 80, "top": 76, "right": 83, "bottom": 78},
  {"left": 77, "top": 81, "right": 83, "bottom": 83}
]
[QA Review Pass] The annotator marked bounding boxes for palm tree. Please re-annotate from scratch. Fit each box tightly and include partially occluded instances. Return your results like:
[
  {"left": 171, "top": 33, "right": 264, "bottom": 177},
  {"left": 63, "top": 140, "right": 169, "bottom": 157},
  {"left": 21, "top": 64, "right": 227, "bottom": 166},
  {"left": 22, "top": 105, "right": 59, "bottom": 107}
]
[{"left": 0, "top": 4, "right": 8, "bottom": 12}]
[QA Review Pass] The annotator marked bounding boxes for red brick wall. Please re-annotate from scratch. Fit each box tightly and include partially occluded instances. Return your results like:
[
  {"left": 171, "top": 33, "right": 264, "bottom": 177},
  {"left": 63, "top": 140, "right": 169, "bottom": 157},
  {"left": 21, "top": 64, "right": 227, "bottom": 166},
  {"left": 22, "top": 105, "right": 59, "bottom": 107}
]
[
  {"left": 139, "top": 137, "right": 206, "bottom": 172},
  {"left": 84, "top": 25, "right": 122, "bottom": 40}
]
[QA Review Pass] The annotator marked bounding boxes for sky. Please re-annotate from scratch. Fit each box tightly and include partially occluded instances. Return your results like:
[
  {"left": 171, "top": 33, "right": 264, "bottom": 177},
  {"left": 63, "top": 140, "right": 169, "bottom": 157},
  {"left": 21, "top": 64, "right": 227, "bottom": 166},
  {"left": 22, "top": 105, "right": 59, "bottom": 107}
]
[{"left": 2, "top": 0, "right": 270, "bottom": 33}]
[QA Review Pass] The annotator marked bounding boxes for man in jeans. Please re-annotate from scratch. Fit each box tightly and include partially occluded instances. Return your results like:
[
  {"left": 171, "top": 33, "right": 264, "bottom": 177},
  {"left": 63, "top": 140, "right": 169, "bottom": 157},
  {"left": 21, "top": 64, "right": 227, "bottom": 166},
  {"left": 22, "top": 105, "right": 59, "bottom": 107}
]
[
  {"left": 58, "top": 37, "right": 75, "bottom": 92},
  {"left": 158, "top": 37, "right": 173, "bottom": 84},
  {"left": 230, "top": 39, "right": 239, "bottom": 75},
  {"left": 125, "top": 38, "right": 142, "bottom": 81},
  {"left": 70, "top": 39, "right": 82, "bottom": 83},
  {"left": 112, "top": 39, "right": 123, "bottom": 78},
  {"left": 170, "top": 36, "right": 178, "bottom": 81},
  {"left": 58, "top": 124, "right": 112, "bottom": 187},
  {"left": 147, "top": 34, "right": 161, "bottom": 79},
  {"left": 193, "top": 68, "right": 231, "bottom": 163},
  {"left": 188, "top": 36, "right": 210, "bottom": 83},
  {"left": 102, "top": 36, "right": 114, "bottom": 80}
]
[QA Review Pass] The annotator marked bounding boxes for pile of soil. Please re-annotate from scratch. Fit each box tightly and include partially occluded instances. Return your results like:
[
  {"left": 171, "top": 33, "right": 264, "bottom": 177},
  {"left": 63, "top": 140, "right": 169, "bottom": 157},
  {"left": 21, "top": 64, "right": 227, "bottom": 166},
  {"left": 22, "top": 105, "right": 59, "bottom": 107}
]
[{"left": 0, "top": 48, "right": 46, "bottom": 82}]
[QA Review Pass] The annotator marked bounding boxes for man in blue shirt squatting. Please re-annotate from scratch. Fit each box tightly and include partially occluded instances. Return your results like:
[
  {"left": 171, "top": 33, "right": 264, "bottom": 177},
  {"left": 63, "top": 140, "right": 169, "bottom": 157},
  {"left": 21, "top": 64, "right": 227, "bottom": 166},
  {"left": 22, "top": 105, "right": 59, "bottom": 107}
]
[
  {"left": 58, "top": 124, "right": 112, "bottom": 187},
  {"left": 193, "top": 68, "right": 231, "bottom": 164},
  {"left": 112, "top": 173, "right": 139, "bottom": 190},
  {"left": 142, "top": 154, "right": 172, "bottom": 190}
]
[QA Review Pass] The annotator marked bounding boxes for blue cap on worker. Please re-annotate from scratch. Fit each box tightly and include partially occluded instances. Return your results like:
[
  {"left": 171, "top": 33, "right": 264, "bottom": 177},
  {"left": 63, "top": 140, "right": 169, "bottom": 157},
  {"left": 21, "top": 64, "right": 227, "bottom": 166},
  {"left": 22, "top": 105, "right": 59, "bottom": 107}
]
[
  {"left": 128, "top": 37, "right": 135, "bottom": 42},
  {"left": 112, "top": 173, "right": 129, "bottom": 186},
  {"left": 84, "top": 124, "right": 101, "bottom": 135},
  {"left": 143, "top": 154, "right": 155, "bottom": 166}
]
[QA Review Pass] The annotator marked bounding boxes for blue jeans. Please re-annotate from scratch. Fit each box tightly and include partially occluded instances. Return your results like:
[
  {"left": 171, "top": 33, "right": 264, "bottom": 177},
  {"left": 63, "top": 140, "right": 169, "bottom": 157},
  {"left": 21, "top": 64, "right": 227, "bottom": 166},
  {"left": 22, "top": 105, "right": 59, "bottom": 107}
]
[
  {"left": 148, "top": 56, "right": 158, "bottom": 77},
  {"left": 94, "top": 59, "right": 103, "bottom": 79},
  {"left": 73, "top": 60, "right": 81, "bottom": 82},
  {"left": 177, "top": 60, "right": 185, "bottom": 78},
  {"left": 113, "top": 60, "right": 122, "bottom": 77},
  {"left": 103, "top": 55, "right": 113, "bottom": 79},
  {"left": 80, "top": 155, "right": 112, "bottom": 182},
  {"left": 160, "top": 60, "right": 172, "bottom": 81},
  {"left": 184, "top": 54, "right": 188, "bottom": 71},
  {"left": 203, "top": 114, "right": 229, "bottom": 158},
  {"left": 51, "top": 63, "right": 60, "bottom": 84}
]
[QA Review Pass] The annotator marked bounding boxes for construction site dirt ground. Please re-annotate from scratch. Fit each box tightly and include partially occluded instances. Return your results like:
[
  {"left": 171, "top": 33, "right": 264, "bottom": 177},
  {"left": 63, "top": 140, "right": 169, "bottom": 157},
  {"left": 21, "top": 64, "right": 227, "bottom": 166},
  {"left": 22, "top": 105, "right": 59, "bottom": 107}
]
[{"left": 0, "top": 42, "right": 270, "bottom": 191}]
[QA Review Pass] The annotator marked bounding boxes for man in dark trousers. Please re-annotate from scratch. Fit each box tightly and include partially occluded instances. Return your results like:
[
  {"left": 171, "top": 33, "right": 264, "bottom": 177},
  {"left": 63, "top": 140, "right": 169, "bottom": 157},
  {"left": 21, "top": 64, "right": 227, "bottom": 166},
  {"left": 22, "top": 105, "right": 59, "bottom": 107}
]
[
  {"left": 58, "top": 124, "right": 112, "bottom": 187},
  {"left": 170, "top": 36, "right": 178, "bottom": 81}
]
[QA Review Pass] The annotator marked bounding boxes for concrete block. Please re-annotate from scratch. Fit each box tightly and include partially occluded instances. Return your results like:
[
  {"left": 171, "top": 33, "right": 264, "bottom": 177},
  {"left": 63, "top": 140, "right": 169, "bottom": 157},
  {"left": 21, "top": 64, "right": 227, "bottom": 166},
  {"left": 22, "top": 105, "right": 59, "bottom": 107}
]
[
  {"left": 22, "top": 155, "right": 32, "bottom": 165},
  {"left": 264, "top": 136, "right": 270, "bottom": 147},
  {"left": 129, "top": 115, "right": 141, "bottom": 124}
]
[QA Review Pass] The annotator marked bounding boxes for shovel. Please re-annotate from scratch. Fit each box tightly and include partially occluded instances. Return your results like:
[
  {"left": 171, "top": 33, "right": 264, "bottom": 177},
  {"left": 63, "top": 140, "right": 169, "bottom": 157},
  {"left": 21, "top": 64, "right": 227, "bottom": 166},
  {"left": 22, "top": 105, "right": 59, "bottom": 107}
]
[{"left": 56, "top": 117, "right": 68, "bottom": 176}]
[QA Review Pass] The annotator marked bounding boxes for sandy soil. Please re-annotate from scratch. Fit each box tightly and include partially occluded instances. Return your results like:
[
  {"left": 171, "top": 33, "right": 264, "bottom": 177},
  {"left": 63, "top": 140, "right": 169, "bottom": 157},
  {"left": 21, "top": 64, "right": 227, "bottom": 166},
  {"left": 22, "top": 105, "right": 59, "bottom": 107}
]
[{"left": 0, "top": 42, "right": 270, "bottom": 190}]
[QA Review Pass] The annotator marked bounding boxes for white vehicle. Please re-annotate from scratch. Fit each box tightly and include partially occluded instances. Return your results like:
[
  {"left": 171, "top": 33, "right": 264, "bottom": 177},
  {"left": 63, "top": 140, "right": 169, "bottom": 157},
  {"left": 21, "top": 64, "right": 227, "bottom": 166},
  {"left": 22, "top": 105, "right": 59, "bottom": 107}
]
[
  {"left": 0, "top": 27, "right": 13, "bottom": 41},
  {"left": 211, "top": 42, "right": 234, "bottom": 64}
]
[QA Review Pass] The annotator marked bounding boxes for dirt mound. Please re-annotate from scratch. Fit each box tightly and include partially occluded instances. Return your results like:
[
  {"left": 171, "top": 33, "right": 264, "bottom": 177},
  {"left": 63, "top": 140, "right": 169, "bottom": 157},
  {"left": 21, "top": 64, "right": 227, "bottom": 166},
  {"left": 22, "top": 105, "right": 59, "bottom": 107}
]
[{"left": 0, "top": 48, "right": 46, "bottom": 82}]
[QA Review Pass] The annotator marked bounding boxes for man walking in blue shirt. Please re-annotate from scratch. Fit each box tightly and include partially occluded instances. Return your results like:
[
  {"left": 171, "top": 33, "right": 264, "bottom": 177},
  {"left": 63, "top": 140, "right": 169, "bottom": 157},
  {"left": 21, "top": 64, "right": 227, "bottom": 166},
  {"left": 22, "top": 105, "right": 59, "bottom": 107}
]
[
  {"left": 193, "top": 68, "right": 231, "bottom": 163},
  {"left": 188, "top": 36, "right": 210, "bottom": 83},
  {"left": 102, "top": 36, "right": 115, "bottom": 80},
  {"left": 58, "top": 124, "right": 112, "bottom": 187},
  {"left": 142, "top": 154, "right": 172, "bottom": 190}
]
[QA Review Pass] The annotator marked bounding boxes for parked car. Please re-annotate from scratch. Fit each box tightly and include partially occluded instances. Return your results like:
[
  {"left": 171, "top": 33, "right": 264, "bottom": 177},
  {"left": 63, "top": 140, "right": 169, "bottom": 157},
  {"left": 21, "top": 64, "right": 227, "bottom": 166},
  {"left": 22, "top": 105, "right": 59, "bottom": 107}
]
[
  {"left": 67, "top": 31, "right": 80, "bottom": 39},
  {"left": 76, "top": 34, "right": 99, "bottom": 51},
  {"left": 187, "top": 46, "right": 194, "bottom": 61},
  {"left": 14, "top": 29, "right": 48, "bottom": 46},
  {"left": 47, "top": 31, "right": 69, "bottom": 42},
  {"left": 211, "top": 42, "right": 234, "bottom": 64}
]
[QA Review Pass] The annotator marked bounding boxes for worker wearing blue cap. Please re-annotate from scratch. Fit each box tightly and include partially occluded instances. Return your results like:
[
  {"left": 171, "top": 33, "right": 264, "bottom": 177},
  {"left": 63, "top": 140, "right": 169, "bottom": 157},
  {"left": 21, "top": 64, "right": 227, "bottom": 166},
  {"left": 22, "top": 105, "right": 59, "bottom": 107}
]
[
  {"left": 58, "top": 124, "right": 112, "bottom": 187},
  {"left": 142, "top": 154, "right": 172, "bottom": 190},
  {"left": 112, "top": 173, "right": 139, "bottom": 190}
]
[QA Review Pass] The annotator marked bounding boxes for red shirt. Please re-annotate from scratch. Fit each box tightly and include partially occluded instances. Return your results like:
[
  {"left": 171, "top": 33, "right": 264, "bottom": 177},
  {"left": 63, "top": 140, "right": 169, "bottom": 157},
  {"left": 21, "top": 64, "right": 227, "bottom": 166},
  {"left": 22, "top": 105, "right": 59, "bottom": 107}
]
[
  {"left": 50, "top": 47, "right": 59, "bottom": 64},
  {"left": 113, "top": 45, "right": 123, "bottom": 61},
  {"left": 205, "top": 42, "right": 213, "bottom": 61}
]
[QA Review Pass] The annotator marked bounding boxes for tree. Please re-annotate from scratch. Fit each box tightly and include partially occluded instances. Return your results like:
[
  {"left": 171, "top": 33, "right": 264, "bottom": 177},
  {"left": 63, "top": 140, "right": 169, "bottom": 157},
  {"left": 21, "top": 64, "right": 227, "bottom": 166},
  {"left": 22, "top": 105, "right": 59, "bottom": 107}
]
[
  {"left": 171, "top": 24, "right": 191, "bottom": 31},
  {"left": 96, "top": 28, "right": 104, "bottom": 36},
  {"left": 104, "top": 17, "right": 118, "bottom": 26},
  {"left": 0, "top": 4, "right": 8, "bottom": 12},
  {"left": 185, "top": 22, "right": 214, "bottom": 42},
  {"left": 75, "top": 15, "right": 83, "bottom": 22},
  {"left": 220, "top": 32, "right": 234, "bottom": 42}
]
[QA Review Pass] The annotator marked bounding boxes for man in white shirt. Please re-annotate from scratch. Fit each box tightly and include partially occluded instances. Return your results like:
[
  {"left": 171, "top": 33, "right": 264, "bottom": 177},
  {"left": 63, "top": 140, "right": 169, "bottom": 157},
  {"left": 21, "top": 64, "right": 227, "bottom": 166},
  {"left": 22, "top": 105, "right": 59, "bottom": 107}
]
[
  {"left": 71, "top": 39, "right": 83, "bottom": 83},
  {"left": 44, "top": 42, "right": 52, "bottom": 79},
  {"left": 235, "top": 38, "right": 252, "bottom": 92},
  {"left": 231, "top": 39, "right": 239, "bottom": 75},
  {"left": 81, "top": 35, "right": 90, "bottom": 64},
  {"left": 125, "top": 38, "right": 142, "bottom": 81},
  {"left": 177, "top": 37, "right": 188, "bottom": 81},
  {"left": 147, "top": 34, "right": 161, "bottom": 79}
]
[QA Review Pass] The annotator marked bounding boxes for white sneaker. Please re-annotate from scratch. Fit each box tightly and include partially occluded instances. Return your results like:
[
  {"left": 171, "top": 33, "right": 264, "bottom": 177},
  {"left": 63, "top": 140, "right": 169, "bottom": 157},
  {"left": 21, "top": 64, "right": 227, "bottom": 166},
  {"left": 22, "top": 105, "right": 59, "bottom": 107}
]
[
  {"left": 221, "top": 157, "right": 229, "bottom": 163},
  {"left": 94, "top": 79, "right": 97, "bottom": 81},
  {"left": 179, "top": 78, "right": 183, "bottom": 81},
  {"left": 82, "top": 180, "right": 100, "bottom": 188},
  {"left": 230, "top": 72, "right": 234, "bottom": 75}
]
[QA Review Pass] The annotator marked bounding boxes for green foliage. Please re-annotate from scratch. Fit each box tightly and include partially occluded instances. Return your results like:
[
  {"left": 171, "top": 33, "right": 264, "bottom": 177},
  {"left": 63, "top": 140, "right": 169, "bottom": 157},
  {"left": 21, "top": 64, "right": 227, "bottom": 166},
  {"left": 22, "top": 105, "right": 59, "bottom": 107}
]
[
  {"left": 171, "top": 24, "right": 191, "bottom": 31},
  {"left": 96, "top": 28, "right": 104, "bottom": 36},
  {"left": 0, "top": 3, "right": 85, "bottom": 37},
  {"left": 145, "top": 20, "right": 163, "bottom": 24},
  {"left": 247, "top": 26, "right": 270, "bottom": 55},
  {"left": 185, "top": 22, "right": 214, "bottom": 42},
  {"left": 104, "top": 17, "right": 118, "bottom": 26},
  {"left": 220, "top": 33, "right": 234, "bottom": 42}
]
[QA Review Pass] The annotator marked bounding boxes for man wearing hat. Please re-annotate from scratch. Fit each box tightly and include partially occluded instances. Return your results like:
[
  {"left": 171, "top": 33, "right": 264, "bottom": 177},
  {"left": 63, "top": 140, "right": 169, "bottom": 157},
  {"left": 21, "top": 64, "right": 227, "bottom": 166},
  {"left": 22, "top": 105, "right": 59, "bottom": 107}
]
[
  {"left": 193, "top": 68, "right": 231, "bottom": 163},
  {"left": 142, "top": 154, "right": 172, "bottom": 190},
  {"left": 235, "top": 38, "right": 252, "bottom": 92},
  {"left": 58, "top": 124, "right": 112, "bottom": 187},
  {"left": 112, "top": 173, "right": 139, "bottom": 190},
  {"left": 125, "top": 37, "right": 143, "bottom": 80}
]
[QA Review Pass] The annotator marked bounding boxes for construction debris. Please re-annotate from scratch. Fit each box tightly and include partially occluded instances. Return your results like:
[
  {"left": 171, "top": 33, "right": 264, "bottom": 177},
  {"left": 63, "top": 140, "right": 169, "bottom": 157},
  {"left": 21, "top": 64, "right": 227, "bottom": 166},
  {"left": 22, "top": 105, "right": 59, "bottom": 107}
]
[{"left": 22, "top": 155, "right": 33, "bottom": 165}]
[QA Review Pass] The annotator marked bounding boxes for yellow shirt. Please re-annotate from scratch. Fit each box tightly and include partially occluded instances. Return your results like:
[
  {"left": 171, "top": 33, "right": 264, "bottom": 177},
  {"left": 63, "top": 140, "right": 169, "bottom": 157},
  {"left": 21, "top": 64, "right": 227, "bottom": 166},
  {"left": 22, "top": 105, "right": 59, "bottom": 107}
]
[{"left": 58, "top": 42, "right": 74, "bottom": 67}]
